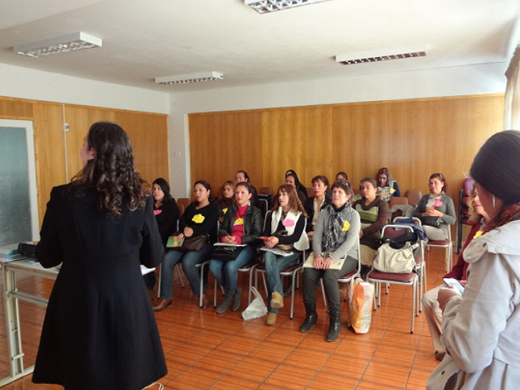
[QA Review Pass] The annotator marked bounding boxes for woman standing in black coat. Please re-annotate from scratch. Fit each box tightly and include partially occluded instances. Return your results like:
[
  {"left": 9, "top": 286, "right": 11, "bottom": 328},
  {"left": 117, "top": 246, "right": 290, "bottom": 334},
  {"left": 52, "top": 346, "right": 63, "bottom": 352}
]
[{"left": 33, "top": 122, "right": 167, "bottom": 390}]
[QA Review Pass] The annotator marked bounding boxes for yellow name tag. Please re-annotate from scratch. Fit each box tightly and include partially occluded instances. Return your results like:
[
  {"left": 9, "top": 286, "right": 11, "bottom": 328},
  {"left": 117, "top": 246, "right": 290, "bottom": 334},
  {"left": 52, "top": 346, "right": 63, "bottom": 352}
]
[
  {"left": 222, "top": 208, "right": 228, "bottom": 214},
  {"left": 473, "top": 230, "right": 483, "bottom": 239},
  {"left": 342, "top": 221, "right": 350, "bottom": 231},
  {"left": 192, "top": 214, "right": 205, "bottom": 223},
  {"left": 235, "top": 218, "right": 244, "bottom": 225}
]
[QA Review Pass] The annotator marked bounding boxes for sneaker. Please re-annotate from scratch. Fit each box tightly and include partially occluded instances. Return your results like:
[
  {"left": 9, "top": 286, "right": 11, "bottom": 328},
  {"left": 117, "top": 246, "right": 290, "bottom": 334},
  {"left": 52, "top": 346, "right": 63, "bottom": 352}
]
[
  {"left": 270, "top": 291, "right": 284, "bottom": 309},
  {"left": 266, "top": 312, "right": 277, "bottom": 326}
]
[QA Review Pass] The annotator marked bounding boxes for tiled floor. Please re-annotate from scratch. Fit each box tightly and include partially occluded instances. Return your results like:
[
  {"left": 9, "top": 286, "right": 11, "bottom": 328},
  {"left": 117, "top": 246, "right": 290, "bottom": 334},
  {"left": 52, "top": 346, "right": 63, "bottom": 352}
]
[{"left": 0, "top": 247, "right": 451, "bottom": 389}]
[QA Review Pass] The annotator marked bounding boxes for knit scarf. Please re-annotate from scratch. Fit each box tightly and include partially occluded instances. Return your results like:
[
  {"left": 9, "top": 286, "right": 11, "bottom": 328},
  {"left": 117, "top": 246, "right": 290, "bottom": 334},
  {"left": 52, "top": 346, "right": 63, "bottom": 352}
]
[
  {"left": 482, "top": 201, "right": 520, "bottom": 234},
  {"left": 322, "top": 203, "right": 351, "bottom": 251}
]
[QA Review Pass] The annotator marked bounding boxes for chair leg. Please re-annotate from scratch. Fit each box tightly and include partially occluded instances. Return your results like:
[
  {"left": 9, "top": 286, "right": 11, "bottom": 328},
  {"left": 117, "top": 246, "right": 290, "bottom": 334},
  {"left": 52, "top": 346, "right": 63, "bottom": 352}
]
[
  {"left": 176, "top": 264, "right": 185, "bottom": 288},
  {"left": 320, "top": 278, "right": 327, "bottom": 306},
  {"left": 290, "top": 270, "right": 298, "bottom": 319}
]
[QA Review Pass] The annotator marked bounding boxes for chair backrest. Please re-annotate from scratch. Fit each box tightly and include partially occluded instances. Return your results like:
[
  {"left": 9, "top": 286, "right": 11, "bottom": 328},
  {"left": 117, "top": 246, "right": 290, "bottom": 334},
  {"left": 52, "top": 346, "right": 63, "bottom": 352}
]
[
  {"left": 393, "top": 216, "right": 422, "bottom": 226},
  {"left": 176, "top": 197, "right": 191, "bottom": 218},
  {"left": 257, "top": 198, "right": 269, "bottom": 219},
  {"left": 381, "top": 224, "right": 414, "bottom": 240},
  {"left": 405, "top": 189, "right": 422, "bottom": 207},
  {"left": 259, "top": 187, "right": 272, "bottom": 196},
  {"left": 389, "top": 196, "right": 409, "bottom": 208}
]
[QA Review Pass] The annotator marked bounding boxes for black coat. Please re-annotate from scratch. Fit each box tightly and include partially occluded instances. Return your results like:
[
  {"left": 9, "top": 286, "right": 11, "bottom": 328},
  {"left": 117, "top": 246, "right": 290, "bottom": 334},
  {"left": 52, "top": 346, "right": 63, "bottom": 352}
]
[
  {"left": 154, "top": 196, "right": 179, "bottom": 246},
  {"left": 33, "top": 185, "right": 167, "bottom": 390}
]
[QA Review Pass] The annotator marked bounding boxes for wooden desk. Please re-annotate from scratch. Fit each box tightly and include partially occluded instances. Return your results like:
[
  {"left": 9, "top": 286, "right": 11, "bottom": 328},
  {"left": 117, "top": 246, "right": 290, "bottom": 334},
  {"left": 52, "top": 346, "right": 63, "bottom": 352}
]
[{"left": 1, "top": 259, "right": 57, "bottom": 386}]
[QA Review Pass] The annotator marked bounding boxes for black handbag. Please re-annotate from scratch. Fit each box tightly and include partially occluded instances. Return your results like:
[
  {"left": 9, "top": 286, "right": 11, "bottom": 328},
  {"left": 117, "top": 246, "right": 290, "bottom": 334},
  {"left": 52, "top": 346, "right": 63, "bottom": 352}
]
[
  {"left": 420, "top": 216, "right": 441, "bottom": 228},
  {"left": 172, "top": 234, "right": 210, "bottom": 252},
  {"left": 212, "top": 245, "right": 246, "bottom": 261}
]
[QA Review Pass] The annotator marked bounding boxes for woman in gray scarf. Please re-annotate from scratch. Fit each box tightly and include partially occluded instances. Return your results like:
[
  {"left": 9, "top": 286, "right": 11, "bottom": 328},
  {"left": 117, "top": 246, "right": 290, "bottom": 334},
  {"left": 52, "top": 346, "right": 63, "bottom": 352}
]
[{"left": 300, "top": 180, "right": 361, "bottom": 342}]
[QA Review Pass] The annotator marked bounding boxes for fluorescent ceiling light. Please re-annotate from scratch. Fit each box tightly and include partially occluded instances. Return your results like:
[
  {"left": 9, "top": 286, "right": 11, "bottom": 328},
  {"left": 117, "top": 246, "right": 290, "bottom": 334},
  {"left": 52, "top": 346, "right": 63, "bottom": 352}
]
[
  {"left": 14, "top": 32, "right": 102, "bottom": 58},
  {"left": 336, "top": 45, "right": 428, "bottom": 65},
  {"left": 245, "top": 0, "right": 332, "bottom": 14},
  {"left": 155, "top": 72, "right": 224, "bottom": 85}
]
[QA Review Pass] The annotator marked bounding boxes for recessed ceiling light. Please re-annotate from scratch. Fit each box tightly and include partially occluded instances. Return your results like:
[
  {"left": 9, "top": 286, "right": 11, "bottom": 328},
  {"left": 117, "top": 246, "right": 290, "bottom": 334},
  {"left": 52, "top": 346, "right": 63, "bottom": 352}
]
[
  {"left": 13, "top": 32, "right": 102, "bottom": 58},
  {"left": 245, "top": 0, "right": 333, "bottom": 14},
  {"left": 155, "top": 72, "right": 224, "bottom": 85},
  {"left": 336, "top": 45, "right": 428, "bottom": 65}
]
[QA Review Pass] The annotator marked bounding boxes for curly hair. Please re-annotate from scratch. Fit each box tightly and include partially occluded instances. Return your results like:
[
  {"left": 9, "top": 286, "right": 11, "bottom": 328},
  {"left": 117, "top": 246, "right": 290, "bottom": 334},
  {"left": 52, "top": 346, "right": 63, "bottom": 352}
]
[
  {"left": 272, "top": 184, "right": 308, "bottom": 217},
  {"left": 71, "top": 122, "right": 147, "bottom": 214}
]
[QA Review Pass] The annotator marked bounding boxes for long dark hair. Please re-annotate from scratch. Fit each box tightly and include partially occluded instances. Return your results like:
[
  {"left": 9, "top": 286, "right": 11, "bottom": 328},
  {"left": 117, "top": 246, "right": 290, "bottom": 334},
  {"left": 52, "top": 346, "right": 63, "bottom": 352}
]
[
  {"left": 194, "top": 180, "right": 214, "bottom": 203},
  {"left": 71, "top": 121, "right": 147, "bottom": 214},
  {"left": 152, "top": 178, "right": 173, "bottom": 200}
]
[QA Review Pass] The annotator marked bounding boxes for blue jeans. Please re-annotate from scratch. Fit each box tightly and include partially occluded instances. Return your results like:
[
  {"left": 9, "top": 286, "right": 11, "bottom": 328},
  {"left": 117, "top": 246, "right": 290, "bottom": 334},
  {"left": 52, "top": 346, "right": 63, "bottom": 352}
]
[
  {"left": 209, "top": 246, "right": 254, "bottom": 291},
  {"left": 159, "top": 244, "right": 213, "bottom": 299},
  {"left": 263, "top": 251, "right": 299, "bottom": 313}
]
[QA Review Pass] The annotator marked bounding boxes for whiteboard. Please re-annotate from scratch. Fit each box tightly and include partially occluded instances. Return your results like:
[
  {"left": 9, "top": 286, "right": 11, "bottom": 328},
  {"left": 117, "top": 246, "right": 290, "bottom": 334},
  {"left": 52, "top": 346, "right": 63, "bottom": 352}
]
[{"left": 0, "top": 120, "right": 39, "bottom": 245}]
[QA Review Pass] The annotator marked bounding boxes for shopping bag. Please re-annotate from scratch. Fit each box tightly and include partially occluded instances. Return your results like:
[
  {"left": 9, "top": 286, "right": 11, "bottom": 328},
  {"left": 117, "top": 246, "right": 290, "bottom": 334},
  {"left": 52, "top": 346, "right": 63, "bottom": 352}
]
[
  {"left": 349, "top": 278, "right": 375, "bottom": 334},
  {"left": 241, "top": 286, "right": 267, "bottom": 320}
]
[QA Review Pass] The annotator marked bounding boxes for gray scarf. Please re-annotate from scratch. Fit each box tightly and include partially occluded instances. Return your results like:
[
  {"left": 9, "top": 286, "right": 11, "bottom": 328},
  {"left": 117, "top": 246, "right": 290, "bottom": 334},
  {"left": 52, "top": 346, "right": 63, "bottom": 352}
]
[{"left": 322, "top": 203, "right": 352, "bottom": 251}]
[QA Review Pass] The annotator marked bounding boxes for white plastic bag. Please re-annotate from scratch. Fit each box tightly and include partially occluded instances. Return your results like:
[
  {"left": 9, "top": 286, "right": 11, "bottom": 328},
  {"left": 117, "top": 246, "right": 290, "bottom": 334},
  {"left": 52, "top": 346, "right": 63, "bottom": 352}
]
[
  {"left": 349, "top": 278, "right": 375, "bottom": 334},
  {"left": 241, "top": 286, "right": 267, "bottom": 320}
]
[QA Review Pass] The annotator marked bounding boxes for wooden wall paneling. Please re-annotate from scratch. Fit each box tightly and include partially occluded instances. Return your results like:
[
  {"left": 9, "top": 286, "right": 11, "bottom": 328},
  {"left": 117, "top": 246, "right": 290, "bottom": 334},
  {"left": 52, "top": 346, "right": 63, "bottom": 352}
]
[
  {"left": 115, "top": 111, "right": 169, "bottom": 185},
  {"left": 188, "top": 94, "right": 503, "bottom": 212},
  {"left": 189, "top": 111, "right": 263, "bottom": 195},
  {"left": 64, "top": 105, "right": 116, "bottom": 181},
  {"left": 32, "top": 102, "right": 66, "bottom": 224},
  {"left": 0, "top": 97, "right": 34, "bottom": 119},
  {"left": 262, "top": 106, "right": 333, "bottom": 192}
]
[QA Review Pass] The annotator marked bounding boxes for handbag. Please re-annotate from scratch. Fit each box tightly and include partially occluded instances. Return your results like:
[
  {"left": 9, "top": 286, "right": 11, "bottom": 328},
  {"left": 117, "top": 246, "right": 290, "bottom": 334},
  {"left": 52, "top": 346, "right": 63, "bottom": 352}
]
[
  {"left": 273, "top": 230, "right": 293, "bottom": 251},
  {"left": 373, "top": 242, "right": 419, "bottom": 273},
  {"left": 171, "top": 234, "right": 210, "bottom": 252},
  {"left": 212, "top": 245, "right": 246, "bottom": 261},
  {"left": 420, "top": 216, "right": 441, "bottom": 228}
]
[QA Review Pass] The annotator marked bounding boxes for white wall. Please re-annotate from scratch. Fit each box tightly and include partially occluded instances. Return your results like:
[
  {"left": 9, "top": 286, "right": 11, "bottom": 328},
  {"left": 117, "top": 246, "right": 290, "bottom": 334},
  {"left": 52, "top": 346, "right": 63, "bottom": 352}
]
[
  {"left": 168, "top": 63, "right": 508, "bottom": 198},
  {"left": 0, "top": 63, "right": 170, "bottom": 114}
]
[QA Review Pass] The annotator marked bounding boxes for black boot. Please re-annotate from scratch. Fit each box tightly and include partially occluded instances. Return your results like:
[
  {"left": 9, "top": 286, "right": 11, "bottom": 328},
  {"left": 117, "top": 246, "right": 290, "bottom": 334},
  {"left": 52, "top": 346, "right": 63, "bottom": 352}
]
[
  {"left": 326, "top": 309, "right": 341, "bottom": 342},
  {"left": 300, "top": 304, "right": 318, "bottom": 333}
]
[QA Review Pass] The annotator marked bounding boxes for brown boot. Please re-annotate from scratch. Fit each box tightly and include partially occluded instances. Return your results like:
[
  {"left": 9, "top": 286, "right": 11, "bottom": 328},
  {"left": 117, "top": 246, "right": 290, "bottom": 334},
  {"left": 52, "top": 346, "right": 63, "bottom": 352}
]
[{"left": 152, "top": 299, "right": 172, "bottom": 312}]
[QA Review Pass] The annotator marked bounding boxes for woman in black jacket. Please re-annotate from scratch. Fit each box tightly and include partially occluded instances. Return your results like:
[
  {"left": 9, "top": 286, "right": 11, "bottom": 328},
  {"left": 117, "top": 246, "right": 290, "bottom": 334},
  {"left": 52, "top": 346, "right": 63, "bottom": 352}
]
[
  {"left": 33, "top": 122, "right": 166, "bottom": 390},
  {"left": 210, "top": 182, "right": 262, "bottom": 313},
  {"left": 152, "top": 177, "right": 179, "bottom": 245}
]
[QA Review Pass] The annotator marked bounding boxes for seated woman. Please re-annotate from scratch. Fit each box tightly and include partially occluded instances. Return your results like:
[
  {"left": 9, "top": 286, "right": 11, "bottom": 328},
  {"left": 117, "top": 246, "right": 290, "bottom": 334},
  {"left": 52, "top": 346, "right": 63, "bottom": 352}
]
[
  {"left": 149, "top": 178, "right": 179, "bottom": 292},
  {"left": 303, "top": 175, "right": 331, "bottom": 238},
  {"left": 152, "top": 178, "right": 179, "bottom": 245},
  {"left": 300, "top": 180, "right": 360, "bottom": 342},
  {"left": 422, "top": 190, "right": 489, "bottom": 361},
  {"left": 335, "top": 171, "right": 348, "bottom": 182},
  {"left": 235, "top": 169, "right": 259, "bottom": 207},
  {"left": 210, "top": 182, "right": 262, "bottom": 314},
  {"left": 352, "top": 177, "right": 390, "bottom": 273},
  {"left": 153, "top": 180, "right": 218, "bottom": 311},
  {"left": 261, "top": 184, "right": 309, "bottom": 326},
  {"left": 285, "top": 173, "right": 307, "bottom": 203},
  {"left": 215, "top": 180, "right": 235, "bottom": 222},
  {"left": 285, "top": 169, "right": 308, "bottom": 199},
  {"left": 376, "top": 167, "right": 401, "bottom": 202},
  {"left": 413, "top": 173, "right": 456, "bottom": 240}
]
